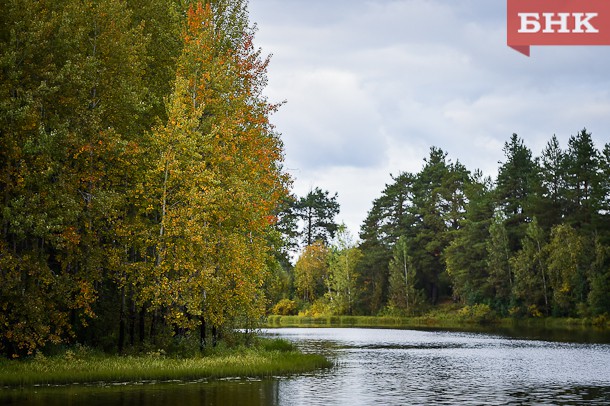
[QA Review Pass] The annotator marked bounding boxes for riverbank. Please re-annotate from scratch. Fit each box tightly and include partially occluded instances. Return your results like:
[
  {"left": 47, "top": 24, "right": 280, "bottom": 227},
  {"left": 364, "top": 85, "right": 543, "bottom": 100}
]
[
  {"left": 266, "top": 312, "right": 610, "bottom": 331},
  {"left": 0, "top": 339, "right": 332, "bottom": 388}
]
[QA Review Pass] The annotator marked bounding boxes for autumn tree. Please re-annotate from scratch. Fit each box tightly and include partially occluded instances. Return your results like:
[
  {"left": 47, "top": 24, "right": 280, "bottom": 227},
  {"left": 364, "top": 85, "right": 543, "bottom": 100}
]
[
  {"left": 0, "top": 0, "right": 149, "bottom": 357},
  {"left": 0, "top": 0, "right": 289, "bottom": 356},
  {"left": 130, "top": 1, "right": 289, "bottom": 343},
  {"left": 326, "top": 226, "right": 362, "bottom": 315},
  {"left": 294, "top": 242, "right": 330, "bottom": 303}
]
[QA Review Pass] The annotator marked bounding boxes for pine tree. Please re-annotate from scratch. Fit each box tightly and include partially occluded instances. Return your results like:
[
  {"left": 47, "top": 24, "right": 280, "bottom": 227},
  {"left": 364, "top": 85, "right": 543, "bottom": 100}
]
[
  {"left": 445, "top": 171, "right": 494, "bottom": 305},
  {"left": 495, "top": 134, "right": 541, "bottom": 251},
  {"left": 564, "top": 129, "right": 601, "bottom": 232},
  {"left": 293, "top": 188, "right": 340, "bottom": 247}
]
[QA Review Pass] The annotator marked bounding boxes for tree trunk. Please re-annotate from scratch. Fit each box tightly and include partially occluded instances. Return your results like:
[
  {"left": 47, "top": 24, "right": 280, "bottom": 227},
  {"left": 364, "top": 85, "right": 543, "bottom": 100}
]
[
  {"left": 199, "top": 316, "right": 207, "bottom": 351},
  {"left": 118, "top": 286, "right": 126, "bottom": 354},
  {"left": 139, "top": 305, "right": 146, "bottom": 344},
  {"left": 129, "top": 293, "right": 135, "bottom": 347},
  {"left": 150, "top": 310, "right": 158, "bottom": 339}
]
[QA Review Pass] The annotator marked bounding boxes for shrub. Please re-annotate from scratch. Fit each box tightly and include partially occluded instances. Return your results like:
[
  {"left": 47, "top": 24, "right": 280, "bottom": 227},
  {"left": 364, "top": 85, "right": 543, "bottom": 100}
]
[
  {"left": 272, "top": 299, "right": 298, "bottom": 316},
  {"left": 457, "top": 304, "right": 497, "bottom": 324}
]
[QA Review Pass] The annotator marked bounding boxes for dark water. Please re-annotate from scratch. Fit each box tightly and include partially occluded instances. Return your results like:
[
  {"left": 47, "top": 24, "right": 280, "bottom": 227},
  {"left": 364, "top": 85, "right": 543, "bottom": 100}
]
[{"left": 3, "top": 327, "right": 610, "bottom": 405}]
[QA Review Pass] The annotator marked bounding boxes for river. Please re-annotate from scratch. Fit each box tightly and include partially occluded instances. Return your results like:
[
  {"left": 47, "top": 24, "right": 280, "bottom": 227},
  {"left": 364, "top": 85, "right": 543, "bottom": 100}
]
[{"left": 3, "top": 327, "right": 610, "bottom": 405}]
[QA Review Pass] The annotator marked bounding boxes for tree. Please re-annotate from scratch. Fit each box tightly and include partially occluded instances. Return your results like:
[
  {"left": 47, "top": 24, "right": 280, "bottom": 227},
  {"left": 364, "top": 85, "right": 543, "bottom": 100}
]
[
  {"left": 545, "top": 224, "right": 587, "bottom": 316},
  {"left": 599, "top": 143, "right": 610, "bottom": 242},
  {"left": 445, "top": 171, "right": 494, "bottom": 305},
  {"left": 387, "top": 236, "right": 424, "bottom": 315},
  {"left": 145, "top": 0, "right": 289, "bottom": 338},
  {"left": 538, "top": 135, "right": 567, "bottom": 230},
  {"left": 511, "top": 218, "right": 549, "bottom": 316},
  {"left": 495, "top": 134, "right": 541, "bottom": 251},
  {"left": 293, "top": 188, "right": 340, "bottom": 247},
  {"left": 409, "top": 147, "right": 469, "bottom": 304},
  {"left": 564, "top": 128, "right": 601, "bottom": 231},
  {"left": 294, "top": 242, "right": 330, "bottom": 303},
  {"left": 0, "top": 0, "right": 149, "bottom": 356},
  {"left": 326, "top": 226, "right": 362, "bottom": 315},
  {"left": 356, "top": 172, "right": 416, "bottom": 314},
  {"left": 587, "top": 238, "right": 610, "bottom": 316},
  {"left": 486, "top": 212, "right": 513, "bottom": 312}
]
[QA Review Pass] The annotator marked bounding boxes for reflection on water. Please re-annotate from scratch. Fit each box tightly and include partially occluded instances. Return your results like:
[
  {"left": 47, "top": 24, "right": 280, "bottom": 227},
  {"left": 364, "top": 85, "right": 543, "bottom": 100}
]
[
  {"left": 3, "top": 327, "right": 610, "bottom": 405},
  {"left": 268, "top": 328, "right": 610, "bottom": 405},
  {"left": 1, "top": 379, "right": 280, "bottom": 406}
]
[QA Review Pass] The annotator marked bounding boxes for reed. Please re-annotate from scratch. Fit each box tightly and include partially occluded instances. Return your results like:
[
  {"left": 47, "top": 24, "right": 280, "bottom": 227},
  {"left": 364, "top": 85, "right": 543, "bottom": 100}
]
[{"left": 0, "top": 340, "right": 332, "bottom": 387}]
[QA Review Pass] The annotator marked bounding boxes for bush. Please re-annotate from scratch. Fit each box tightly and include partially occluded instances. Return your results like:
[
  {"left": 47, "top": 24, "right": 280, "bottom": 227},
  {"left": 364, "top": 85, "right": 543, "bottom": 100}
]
[
  {"left": 457, "top": 304, "right": 497, "bottom": 324},
  {"left": 272, "top": 299, "right": 298, "bottom": 316}
]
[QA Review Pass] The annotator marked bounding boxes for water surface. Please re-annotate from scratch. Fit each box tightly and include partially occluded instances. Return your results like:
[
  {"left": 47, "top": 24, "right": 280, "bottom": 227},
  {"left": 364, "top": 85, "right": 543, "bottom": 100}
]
[
  {"left": 3, "top": 327, "right": 610, "bottom": 405},
  {"left": 266, "top": 327, "right": 610, "bottom": 405}
]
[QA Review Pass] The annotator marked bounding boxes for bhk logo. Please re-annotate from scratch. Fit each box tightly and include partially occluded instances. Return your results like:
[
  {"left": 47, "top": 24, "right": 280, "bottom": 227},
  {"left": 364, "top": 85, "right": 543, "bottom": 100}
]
[{"left": 507, "top": 0, "right": 610, "bottom": 56}]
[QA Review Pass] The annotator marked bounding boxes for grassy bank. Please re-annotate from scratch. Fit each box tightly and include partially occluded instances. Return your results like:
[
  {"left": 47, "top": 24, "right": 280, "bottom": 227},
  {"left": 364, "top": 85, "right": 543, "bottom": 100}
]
[
  {"left": 266, "top": 311, "right": 610, "bottom": 331},
  {"left": 0, "top": 339, "right": 332, "bottom": 388}
]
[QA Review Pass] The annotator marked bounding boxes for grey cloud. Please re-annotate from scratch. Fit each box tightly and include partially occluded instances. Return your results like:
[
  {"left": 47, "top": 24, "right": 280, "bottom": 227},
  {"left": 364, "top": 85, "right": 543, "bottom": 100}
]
[{"left": 250, "top": 0, "right": 610, "bottom": 235}]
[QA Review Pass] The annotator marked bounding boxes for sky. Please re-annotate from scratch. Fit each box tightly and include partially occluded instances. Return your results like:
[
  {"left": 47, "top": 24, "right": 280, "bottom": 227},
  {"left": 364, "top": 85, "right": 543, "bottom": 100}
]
[{"left": 248, "top": 0, "right": 610, "bottom": 239}]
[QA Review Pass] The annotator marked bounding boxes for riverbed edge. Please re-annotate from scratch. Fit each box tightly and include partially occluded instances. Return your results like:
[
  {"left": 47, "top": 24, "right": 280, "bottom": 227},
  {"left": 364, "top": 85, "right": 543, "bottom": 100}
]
[
  {"left": 265, "top": 314, "right": 610, "bottom": 331},
  {"left": 0, "top": 340, "right": 333, "bottom": 388}
]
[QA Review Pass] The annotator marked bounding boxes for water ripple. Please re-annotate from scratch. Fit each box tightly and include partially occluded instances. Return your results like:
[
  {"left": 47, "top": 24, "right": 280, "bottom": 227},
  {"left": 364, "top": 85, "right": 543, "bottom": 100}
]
[{"left": 268, "top": 327, "right": 610, "bottom": 405}]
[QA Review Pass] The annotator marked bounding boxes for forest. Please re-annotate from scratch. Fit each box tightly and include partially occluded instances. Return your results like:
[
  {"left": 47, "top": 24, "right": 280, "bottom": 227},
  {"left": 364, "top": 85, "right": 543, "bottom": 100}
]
[
  {"left": 1, "top": 0, "right": 609, "bottom": 360},
  {"left": 278, "top": 131, "right": 610, "bottom": 323},
  {"left": 0, "top": 0, "right": 290, "bottom": 358}
]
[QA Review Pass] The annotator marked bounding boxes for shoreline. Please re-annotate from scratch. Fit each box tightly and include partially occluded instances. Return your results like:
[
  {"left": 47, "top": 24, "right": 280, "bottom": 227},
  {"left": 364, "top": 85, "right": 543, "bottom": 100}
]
[
  {"left": 264, "top": 314, "right": 610, "bottom": 341},
  {"left": 0, "top": 339, "right": 332, "bottom": 388}
]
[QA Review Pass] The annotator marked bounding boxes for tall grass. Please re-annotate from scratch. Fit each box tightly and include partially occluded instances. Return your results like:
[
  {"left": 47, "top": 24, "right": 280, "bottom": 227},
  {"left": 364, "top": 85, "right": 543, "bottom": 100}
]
[{"left": 0, "top": 340, "right": 332, "bottom": 387}]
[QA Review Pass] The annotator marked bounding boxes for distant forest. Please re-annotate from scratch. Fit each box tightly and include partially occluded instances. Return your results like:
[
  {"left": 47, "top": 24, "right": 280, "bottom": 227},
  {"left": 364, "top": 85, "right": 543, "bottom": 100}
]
[{"left": 279, "top": 131, "right": 610, "bottom": 321}]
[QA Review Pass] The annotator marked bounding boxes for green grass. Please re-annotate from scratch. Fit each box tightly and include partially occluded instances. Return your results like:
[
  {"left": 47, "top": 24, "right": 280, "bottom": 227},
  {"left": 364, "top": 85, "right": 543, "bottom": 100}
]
[
  {"left": 266, "top": 311, "right": 610, "bottom": 330},
  {"left": 0, "top": 340, "right": 332, "bottom": 387}
]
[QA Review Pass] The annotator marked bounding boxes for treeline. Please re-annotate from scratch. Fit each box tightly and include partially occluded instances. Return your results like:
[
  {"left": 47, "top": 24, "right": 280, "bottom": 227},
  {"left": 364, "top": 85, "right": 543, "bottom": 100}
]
[
  {"left": 357, "top": 131, "right": 610, "bottom": 318},
  {"left": 0, "top": 0, "right": 288, "bottom": 358},
  {"left": 275, "top": 131, "right": 610, "bottom": 321}
]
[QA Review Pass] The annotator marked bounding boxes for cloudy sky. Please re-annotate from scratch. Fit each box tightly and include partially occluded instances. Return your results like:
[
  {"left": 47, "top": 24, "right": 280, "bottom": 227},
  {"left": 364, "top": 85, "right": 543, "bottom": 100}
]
[{"left": 248, "top": 0, "right": 610, "bottom": 238}]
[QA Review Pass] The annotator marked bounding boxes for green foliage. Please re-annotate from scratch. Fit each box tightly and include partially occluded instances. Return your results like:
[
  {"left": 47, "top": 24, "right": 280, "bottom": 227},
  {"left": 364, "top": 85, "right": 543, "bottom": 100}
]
[
  {"left": 326, "top": 226, "right": 362, "bottom": 315},
  {"left": 388, "top": 236, "right": 425, "bottom": 315},
  {"left": 357, "top": 130, "right": 610, "bottom": 320},
  {"left": 271, "top": 299, "right": 298, "bottom": 316},
  {"left": 486, "top": 212, "right": 513, "bottom": 312},
  {"left": 456, "top": 304, "right": 497, "bottom": 324},
  {"left": 445, "top": 172, "right": 494, "bottom": 306},
  {"left": 0, "top": 0, "right": 289, "bottom": 357},
  {"left": 0, "top": 341, "right": 331, "bottom": 387},
  {"left": 292, "top": 188, "right": 340, "bottom": 247},
  {"left": 293, "top": 242, "right": 330, "bottom": 304}
]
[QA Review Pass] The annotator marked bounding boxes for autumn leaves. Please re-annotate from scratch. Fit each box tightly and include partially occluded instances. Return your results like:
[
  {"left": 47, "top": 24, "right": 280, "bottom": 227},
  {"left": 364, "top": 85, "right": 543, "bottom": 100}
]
[{"left": 0, "top": 1, "right": 288, "bottom": 357}]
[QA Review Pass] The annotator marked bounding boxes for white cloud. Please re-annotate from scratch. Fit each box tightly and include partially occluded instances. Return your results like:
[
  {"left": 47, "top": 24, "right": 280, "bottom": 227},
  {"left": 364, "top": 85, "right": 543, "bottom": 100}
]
[{"left": 250, "top": 0, "right": 610, "bottom": 237}]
